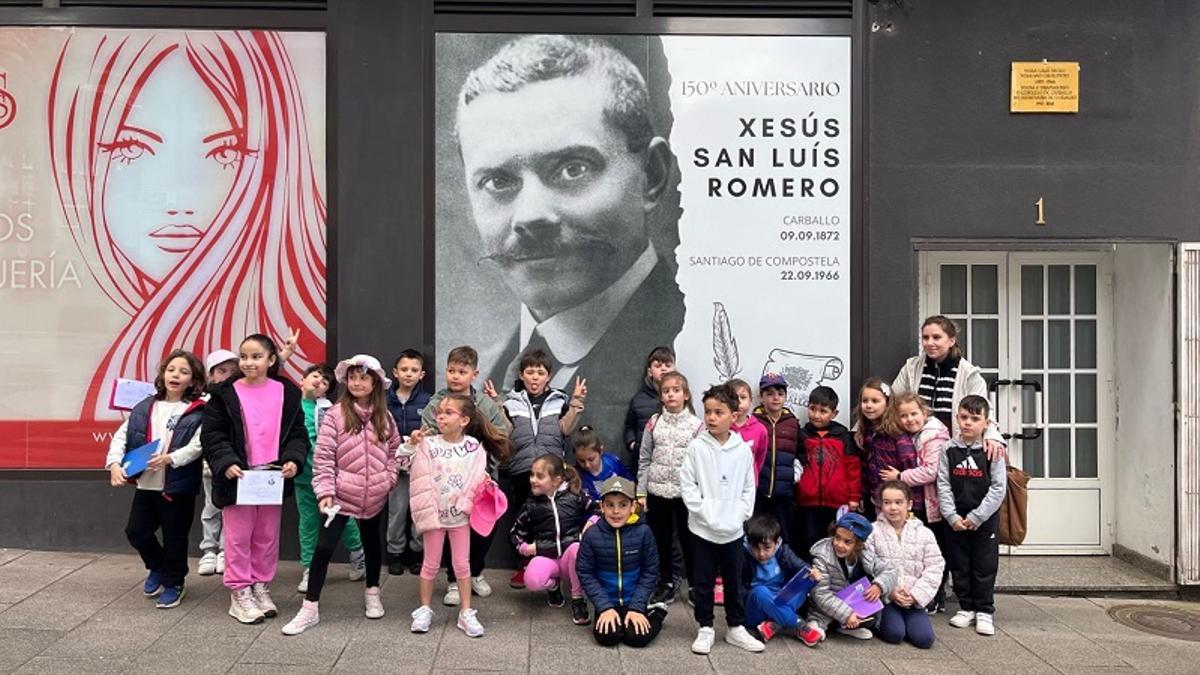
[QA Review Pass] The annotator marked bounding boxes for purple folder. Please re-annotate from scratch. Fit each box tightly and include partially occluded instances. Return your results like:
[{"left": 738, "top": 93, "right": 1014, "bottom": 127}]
[{"left": 834, "top": 577, "right": 884, "bottom": 616}]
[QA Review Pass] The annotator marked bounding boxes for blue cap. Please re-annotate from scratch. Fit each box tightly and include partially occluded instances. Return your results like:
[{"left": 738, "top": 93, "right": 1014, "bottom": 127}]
[
  {"left": 759, "top": 372, "right": 788, "bottom": 390},
  {"left": 836, "top": 512, "right": 873, "bottom": 541}
]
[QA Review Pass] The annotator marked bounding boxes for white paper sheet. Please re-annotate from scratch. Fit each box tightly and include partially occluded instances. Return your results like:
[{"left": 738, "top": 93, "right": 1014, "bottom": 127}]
[
  {"left": 109, "top": 378, "right": 157, "bottom": 411},
  {"left": 236, "top": 469, "right": 284, "bottom": 505}
]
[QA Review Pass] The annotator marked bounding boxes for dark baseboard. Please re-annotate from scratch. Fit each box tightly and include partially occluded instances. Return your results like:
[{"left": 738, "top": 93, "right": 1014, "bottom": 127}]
[{"left": 1113, "top": 543, "right": 1175, "bottom": 583}]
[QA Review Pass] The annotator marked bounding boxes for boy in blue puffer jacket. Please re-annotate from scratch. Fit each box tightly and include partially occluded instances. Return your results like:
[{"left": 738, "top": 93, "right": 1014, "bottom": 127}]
[
  {"left": 576, "top": 476, "right": 667, "bottom": 647},
  {"left": 385, "top": 349, "right": 431, "bottom": 576}
]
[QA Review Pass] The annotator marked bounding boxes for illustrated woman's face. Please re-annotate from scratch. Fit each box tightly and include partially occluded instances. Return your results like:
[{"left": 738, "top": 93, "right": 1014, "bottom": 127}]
[{"left": 101, "top": 50, "right": 251, "bottom": 282}]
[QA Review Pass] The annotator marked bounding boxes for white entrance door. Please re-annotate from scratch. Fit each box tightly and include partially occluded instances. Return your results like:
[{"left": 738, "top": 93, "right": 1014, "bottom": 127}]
[{"left": 920, "top": 251, "right": 1113, "bottom": 554}]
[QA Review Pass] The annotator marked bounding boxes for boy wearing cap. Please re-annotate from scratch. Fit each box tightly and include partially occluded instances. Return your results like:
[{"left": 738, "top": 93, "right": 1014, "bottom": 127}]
[
  {"left": 294, "top": 363, "right": 367, "bottom": 594},
  {"left": 752, "top": 372, "right": 802, "bottom": 550},
  {"left": 576, "top": 476, "right": 668, "bottom": 648},
  {"left": 799, "top": 512, "right": 897, "bottom": 647},
  {"left": 197, "top": 349, "right": 238, "bottom": 576}
]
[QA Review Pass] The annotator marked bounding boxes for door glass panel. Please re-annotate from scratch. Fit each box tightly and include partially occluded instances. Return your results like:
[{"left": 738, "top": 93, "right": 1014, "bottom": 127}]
[
  {"left": 1076, "top": 429, "right": 1098, "bottom": 478},
  {"left": 1048, "top": 373, "right": 1071, "bottom": 423},
  {"left": 1076, "top": 374, "right": 1097, "bottom": 424},
  {"left": 1048, "top": 428, "right": 1072, "bottom": 478},
  {"left": 971, "top": 319, "right": 999, "bottom": 369},
  {"left": 940, "top": 265, "right": 967, "bottom": 314},
  {"left": 972, "top": 265, "right": 999, "bottom": 314},
  {"left": 1022, "top": 431, "right": 1044, "bottom": 478},
  {"left": 1048, "top": 320, "right": 1071, "bottom": 368},
  {"left": 1021, "top": 265, "right": 1044, "bottom": 315},
  {"left": 1048, "top": 265, "right": 1071, "bottom": 314},
  {"left": 1075, "top": 265, "right": 1097, "bottom": 315},
  {"left": 1021, "top": 321, "right": 1044, "bottom": 369},
  {"left": 1021, "top": 373, "right": 1043, "bottom": 424},
  {"left": 1075, "top": 320, "right": 1096, "bottom": 369}
]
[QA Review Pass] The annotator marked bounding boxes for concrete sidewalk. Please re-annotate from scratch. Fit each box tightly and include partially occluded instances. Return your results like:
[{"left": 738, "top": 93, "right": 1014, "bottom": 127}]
[{"left": 0, "top": 549, "right": 1197, "bottom": 674}]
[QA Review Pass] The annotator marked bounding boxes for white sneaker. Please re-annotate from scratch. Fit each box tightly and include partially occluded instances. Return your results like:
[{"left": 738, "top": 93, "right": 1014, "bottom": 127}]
[
  {"left": 725, "top": 625, "right": 765, "bottom": 652},
  {"left": 296, "top": 568, "right": 309, "bottom": 594},
  {"left": 251, "top": 582, "right": 277, "bottom": 618},
  {"left": 457, "top": 608, "right": 485, "bottom": 637},
  {"left": 975, "top": 612, "right": 995, "bottom": 636},
  {"left": 411, "top": 605, "right": 434, "bottom": 633},
  {"left": 471, "top": 575, "right": 493, "bottom": 597},
  {"left": 364, "top": 587, "right": 385, "bottom": 619},
  {"left": 281, "top": 599, "right": 320, "bottom": 635},
  {"left": 198, "top": 551, "right": 218, "bottom": 576},
  {"left": 691, "top": 626, "right": 715, "bottom": 654},
  {"left": 836, "top": 626, "right": 873, "bottom": 640},
  {"left": 229, "top": 588, "right": 265, "bottom": 624},
  {"left": 949, "top": 610, "right": 977, "bottom": 628},
  {"left": 443, "top": 582, "right": 461, "bottom": 606},
  {"left": 215, "top": 551, "right": 226, "bottom": 575},
  {"left": 348, "top": 549, "right": 366, "bottom": 582}
]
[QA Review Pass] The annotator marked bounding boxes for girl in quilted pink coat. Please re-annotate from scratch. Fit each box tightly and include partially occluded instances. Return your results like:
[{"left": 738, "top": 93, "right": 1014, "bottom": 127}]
[
  {"left": 892, "top": 392, "right": 952, "bottom": 613},
  {"left": 866, "top": 481, "right": 944, "bottom": 649},
  {"left": 405, "top": 393, "right": 512, "bottom": 638},
  {"left": 281, "top": 355, "right": 400, "bottom": 636}
]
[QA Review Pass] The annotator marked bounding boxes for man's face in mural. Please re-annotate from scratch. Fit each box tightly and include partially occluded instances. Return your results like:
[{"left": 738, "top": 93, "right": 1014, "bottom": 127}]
[
  {"left": 458, "top": 72, "right": 666, "bottom": 321},
  {"left": 100, "top": 50, "right": 251, "bottom": 282}
]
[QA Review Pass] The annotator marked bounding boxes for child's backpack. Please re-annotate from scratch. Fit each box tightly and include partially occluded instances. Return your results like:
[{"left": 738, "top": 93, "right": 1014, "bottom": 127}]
[{"left": 998, "top": 457, "right": 1030, "bottom": 546}]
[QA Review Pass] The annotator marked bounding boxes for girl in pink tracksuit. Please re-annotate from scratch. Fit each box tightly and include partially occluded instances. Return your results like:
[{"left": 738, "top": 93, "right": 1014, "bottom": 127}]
[
  {"left": 281, "top": 355, "right": 400, "bottom": 635},
  {"left": 405, "top": 393, "right": 513, "bottom": 638},
  {"left": 867, "top": 480, "right": 944, "bottom": 648}
]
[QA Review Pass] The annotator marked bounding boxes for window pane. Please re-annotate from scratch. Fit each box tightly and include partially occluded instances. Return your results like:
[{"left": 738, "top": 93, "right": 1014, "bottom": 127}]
[
  {"left": 1022, "top": 265, "right": 1044, "bottom": 315},
  {"left": 1023, "top": 431, "right": 1044, "bottom": 478},
  {"left": 1076, "top": 374, "right": 1097, "bottom": 424},
  {"left": 1048, "top": 320, "right": 1071, "bottom": 369},
  {"left": 1048, "top": 373, "right": 1071, "bottom": 424},
  {"left": 1075, "top": 265, "right": 1097, "bottom": 315},
  {"left": 971, "top": 319, "right": 999, "bottom": 369},
  {"left": 1075, "top": 320, "right": 1097, "bottom": 369},
  {"left": 1048, "top": 265, "right": 1071, "bottom": 315},
  {"left": 1049, "top": 428, "right": 1072, "bottom": 478},
  {"left": 1021, "top": 373, "right": 1043, "bottom": 425},
  {"left": 1076, "top": 428, "right": 1098, "bottom": 478},
  {"left": 1022, "top": 320, "right": 1044, "bottom": 369},
  {"left": 972, "top": 265, "right": 999, "bottom": 314},
  {"left": 940, "top": 265, "right": 967, "bottom": 315},
  {"left": 952, "top": 318, "right": 967, "bottom": 345}
]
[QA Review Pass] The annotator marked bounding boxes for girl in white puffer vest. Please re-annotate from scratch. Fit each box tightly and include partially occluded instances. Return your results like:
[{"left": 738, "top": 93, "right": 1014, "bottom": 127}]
[{"left": 866, "top": 480, "right": 944, "bottom": 649}]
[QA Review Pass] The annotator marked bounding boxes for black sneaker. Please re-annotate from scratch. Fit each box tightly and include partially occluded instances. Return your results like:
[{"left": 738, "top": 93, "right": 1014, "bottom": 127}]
[
  {"left": 571, "top": 597, "right": 590, "bottom": 625},
  {"left": 926, "top": 599, "right": 945, "bottom": 615},
  {"left": 649, "top": 581, "right": 676, "bottom": 606},
  {"left": 387, "top": 556, "right": 406, "bottom": 576},
  {"left": 547, "top": 584, "right": 565, "bottom": 608},
  {"left": 408, "top": 562, "right": 423, "bottom": 576}
]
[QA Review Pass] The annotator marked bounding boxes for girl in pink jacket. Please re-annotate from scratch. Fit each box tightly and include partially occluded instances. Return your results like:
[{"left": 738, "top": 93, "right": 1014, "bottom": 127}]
[
  {"left": 867, "top": 481, "right": 944, "bottom": 649},
  {"left": 405, "top": 393, "right": 512, "bottom": 638},
  {"left": 282, "top": 355, "right": 400, "bottom": 636}
]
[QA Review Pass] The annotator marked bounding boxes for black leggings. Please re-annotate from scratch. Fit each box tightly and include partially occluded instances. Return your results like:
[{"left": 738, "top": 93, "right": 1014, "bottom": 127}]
[
  {"left": 306, "top": 511, "right": 383, "bottom": 602},
  {"left": 646, "top": 495, "right": 694, "bottom": 587},
  {"left": 593, "top": 606, "right": 666, "bottom": 648},
  {"left": 125, "top": 489, "right": 195, "bottom": 588},
  {"left": 914, "top": 507, "right": 950, "bottom": 606}
]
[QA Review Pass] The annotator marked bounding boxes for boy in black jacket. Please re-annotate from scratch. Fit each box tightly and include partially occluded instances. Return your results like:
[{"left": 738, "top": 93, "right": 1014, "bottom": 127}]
[
  {"left": 741, "top": 513, "right": 821, "bottom": 642},
  {"left": 576, "top": 477, "right": 668, "bottom": 647}
]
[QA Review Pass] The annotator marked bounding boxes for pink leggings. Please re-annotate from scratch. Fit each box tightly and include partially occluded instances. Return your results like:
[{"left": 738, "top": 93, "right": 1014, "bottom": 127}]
[
  {"left": 421, "top": 525, "right": 471, "bottom": 581},
  {"left": 523, "top": 542, "right": 582, "bottom": 597},
  {"left": 222, "top": 504, "right": 281, "bottom": 591}
]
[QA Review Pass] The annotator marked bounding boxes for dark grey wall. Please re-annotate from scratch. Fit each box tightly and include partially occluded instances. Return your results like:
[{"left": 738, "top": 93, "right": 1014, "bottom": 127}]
[{"left": 865, "top": 0, "right": 1200, "bottom": 377}]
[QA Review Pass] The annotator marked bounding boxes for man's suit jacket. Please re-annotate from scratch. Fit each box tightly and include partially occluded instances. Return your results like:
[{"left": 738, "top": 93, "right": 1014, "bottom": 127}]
[{"left": 483, "top": 259, "right": 685, "bottom": 464}]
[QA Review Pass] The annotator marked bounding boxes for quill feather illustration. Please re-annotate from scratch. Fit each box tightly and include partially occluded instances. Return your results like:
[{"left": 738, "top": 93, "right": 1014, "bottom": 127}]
[{"left": 712, "top": 302, "right": 741, "bottom": 380}]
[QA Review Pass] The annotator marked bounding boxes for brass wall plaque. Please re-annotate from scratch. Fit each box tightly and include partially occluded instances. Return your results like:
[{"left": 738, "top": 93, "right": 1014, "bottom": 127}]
[{"left": 1011, "top": 62, "right": 1079, "bottom": 113}]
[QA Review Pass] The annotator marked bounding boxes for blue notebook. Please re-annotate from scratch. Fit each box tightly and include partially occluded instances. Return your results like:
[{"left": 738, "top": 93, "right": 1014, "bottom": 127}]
[
  {"left": 121, "top": 440, "right": 161, "bottom": 478},
  {"left": 774, "top": 568, "right": 817, "bottom": 606}
]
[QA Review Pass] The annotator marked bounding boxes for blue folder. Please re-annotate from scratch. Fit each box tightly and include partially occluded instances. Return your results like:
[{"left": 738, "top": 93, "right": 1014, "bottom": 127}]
[
  {"left": 121, "top": 440, "right": 161, "bottom": 479},
  {"left": 774, "top": 568, "right": 817, "bottom": 607}
]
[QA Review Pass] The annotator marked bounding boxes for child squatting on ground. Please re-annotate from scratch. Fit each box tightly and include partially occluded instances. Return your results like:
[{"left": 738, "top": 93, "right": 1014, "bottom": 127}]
[{"left": 800, "top": 511, "right": 898, "bottom": 646}]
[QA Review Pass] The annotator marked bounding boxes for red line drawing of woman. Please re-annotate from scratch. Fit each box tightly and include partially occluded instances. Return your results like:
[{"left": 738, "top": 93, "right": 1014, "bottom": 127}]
[{"left": 48, "top": 30, "right": 326, "bottom": 419}]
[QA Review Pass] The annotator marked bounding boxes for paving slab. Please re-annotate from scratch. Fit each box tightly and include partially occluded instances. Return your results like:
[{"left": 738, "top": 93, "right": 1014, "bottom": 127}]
[
  {"left": 0, "top": 550, "right": 29, "bottom": 566},
  {"left": 0, "top": 628, "right": 63, "bottom": 673}
]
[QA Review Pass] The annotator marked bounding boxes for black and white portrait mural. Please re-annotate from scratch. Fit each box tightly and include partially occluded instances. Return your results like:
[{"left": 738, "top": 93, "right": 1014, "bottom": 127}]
[{"left": 436, "top": 33, "right": 851, "bottom": 455}]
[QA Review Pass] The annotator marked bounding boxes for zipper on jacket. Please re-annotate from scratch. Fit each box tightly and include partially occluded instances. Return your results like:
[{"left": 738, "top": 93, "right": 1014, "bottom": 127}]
[
  {"left": 551, "top": 493, "right": 562, "bottom": 558},
  {"left": 768, "top": 418, "right": 777, "bottom": 496},
  {"left": 616, "top": 528, "right": 624, "bottom": 606}
]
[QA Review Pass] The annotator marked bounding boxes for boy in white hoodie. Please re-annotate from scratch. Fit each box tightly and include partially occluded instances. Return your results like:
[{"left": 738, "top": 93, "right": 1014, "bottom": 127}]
[{"left": 680, "top": 383, "right": 762, "bottom": 655}]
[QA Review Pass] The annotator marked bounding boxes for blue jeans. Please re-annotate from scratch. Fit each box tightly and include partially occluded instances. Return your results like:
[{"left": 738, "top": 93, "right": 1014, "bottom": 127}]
[
  {"left": 877, "top": 603, "right": 935, "bottom": 648},
  {"left": 743, "top": 585, "right": 802, "bottom": 630}
]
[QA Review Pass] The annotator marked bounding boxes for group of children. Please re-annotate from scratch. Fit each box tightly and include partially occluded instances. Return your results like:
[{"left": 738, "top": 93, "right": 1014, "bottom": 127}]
[{"left": 104, "top": 316, "right": 1007, "bottom": 653}]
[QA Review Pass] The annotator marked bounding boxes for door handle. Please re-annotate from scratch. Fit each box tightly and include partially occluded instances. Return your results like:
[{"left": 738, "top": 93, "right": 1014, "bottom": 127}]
[{"left": 988, "top": 379, "right": 1043, "bottom": 440}]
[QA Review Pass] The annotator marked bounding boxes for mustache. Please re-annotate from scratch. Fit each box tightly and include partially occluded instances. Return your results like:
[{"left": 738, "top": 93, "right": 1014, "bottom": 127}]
[{"left": 478, "top": 236, "right": 617, "bottom": 265}]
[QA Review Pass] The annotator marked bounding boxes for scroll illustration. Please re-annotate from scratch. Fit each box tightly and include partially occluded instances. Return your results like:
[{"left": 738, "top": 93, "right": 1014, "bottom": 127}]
[{"left": 761, "top": 349, "right": 844, "bottom": 407}]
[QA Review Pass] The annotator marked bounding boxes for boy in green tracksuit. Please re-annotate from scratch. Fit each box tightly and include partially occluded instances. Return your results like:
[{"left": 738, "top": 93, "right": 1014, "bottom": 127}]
[{"left": 295, "top": 363, "right": 366, "bottom": 593}]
